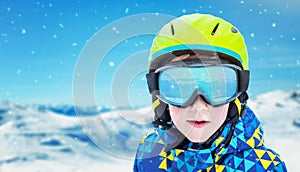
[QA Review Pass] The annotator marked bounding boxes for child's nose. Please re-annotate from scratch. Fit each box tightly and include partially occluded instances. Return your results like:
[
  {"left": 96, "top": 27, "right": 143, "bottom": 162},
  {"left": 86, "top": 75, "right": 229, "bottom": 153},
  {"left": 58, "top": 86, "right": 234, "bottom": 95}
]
[{"left": 190, "top": 96, "right": 209, "bottom": 112}]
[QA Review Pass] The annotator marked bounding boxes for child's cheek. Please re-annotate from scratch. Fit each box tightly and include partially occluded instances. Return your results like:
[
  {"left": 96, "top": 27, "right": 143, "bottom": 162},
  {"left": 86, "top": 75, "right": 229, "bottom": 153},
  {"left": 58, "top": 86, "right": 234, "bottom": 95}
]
[{"left": 169, "top": 105, "right": 182, "bottom": 122}]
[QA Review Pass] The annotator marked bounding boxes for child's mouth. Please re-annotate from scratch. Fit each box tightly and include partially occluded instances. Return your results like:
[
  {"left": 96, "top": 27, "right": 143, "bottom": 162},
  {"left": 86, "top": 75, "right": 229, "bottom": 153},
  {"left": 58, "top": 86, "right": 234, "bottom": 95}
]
[{"left": 187, "top": 120, "right": 209, "bottom": 128}]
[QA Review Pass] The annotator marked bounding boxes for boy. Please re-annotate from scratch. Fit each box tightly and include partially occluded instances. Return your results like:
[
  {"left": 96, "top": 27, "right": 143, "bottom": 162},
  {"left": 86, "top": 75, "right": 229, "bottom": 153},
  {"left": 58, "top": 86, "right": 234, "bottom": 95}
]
[{"left": 134, "top": 13, "right": 287, "bottom": 172}]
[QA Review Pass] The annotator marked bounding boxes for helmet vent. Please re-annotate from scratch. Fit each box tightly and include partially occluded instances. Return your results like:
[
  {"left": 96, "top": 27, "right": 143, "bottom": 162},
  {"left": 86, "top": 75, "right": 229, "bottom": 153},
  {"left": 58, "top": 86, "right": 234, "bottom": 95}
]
[
  {"left": 211, "top": 23, "right": 220, "bottom": 35},
  {"left": 170, "top": 23, "right": 175, "bottom": 35},
  {"left": 231, "top": 27, "right": 238, "bottom": 33}
]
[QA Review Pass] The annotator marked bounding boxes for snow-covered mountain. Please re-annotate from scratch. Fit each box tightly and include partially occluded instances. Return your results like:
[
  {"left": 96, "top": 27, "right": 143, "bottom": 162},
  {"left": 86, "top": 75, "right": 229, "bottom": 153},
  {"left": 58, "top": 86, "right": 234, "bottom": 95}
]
[{"left": 0, "top": 90, "right": 299, "bottom": 172}]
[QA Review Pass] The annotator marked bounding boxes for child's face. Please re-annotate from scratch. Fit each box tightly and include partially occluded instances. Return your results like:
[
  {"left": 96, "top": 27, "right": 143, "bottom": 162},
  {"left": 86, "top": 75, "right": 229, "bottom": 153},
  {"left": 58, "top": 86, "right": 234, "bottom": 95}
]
[
  {"left": 164, "top": 54, "right": 229, "bottom": 143},
  {"left": 169, "top": 96, "right": 229, "bottom": 143}
]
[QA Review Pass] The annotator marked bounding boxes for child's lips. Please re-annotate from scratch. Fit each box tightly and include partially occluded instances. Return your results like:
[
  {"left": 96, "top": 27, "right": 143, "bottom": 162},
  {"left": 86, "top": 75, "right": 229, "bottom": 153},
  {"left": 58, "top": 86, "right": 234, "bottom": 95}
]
[{"left": 187, "top": 120, "right": 209, "bottom": 128}]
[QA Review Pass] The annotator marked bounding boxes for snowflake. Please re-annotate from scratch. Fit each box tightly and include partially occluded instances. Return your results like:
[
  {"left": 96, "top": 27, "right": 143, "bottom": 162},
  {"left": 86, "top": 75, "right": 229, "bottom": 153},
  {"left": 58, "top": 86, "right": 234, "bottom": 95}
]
[
  {"left": 17, "top": 69, "right": 21, "bottom": 75},
  {"left": 109, "top": 61, "right": 115, "bottom": 67},
  {"left": 21, "top": 29, "right": 26, "bottom": 34}
]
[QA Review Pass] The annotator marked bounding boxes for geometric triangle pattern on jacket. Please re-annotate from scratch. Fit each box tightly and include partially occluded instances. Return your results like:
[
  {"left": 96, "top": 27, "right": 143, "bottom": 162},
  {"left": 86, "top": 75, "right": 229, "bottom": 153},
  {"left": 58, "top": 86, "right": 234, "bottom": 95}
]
[{"left": 134, "top": 107, "right": 287, "bottom": 172}]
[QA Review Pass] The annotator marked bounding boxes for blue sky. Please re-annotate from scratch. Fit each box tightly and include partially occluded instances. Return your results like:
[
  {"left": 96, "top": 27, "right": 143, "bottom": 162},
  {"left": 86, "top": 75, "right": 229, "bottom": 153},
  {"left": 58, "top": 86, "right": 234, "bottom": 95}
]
[{"left": 0, "top": 0, "right": 299, "bottom": 107}]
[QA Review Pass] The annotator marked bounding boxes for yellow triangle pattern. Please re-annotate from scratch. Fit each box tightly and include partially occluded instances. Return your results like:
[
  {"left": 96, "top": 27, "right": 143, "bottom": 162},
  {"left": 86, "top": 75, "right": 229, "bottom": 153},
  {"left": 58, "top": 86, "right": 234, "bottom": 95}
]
[
  {"left": 167, "top": 153, "right": 174, "bottom": 161},
  {"left": 139, "top": 135, "right": 147, "bottom": 144},
  {"left": 204, "top": 166, "right": 213, "bottom": 172},
  {"left": 215, "top": 155, "right": 221, "bottom": 163},
  {"left": 158, "top": 139, "right": 164, "bottom": 145},
  {"left": 259, "top": 159, "right": 272, "bottom": 169},
  {"left": 255, "top": 149, "right": 266, "bottom": 159},
  {"left": 158, "top": 158, "right": 167, "bottom": 170},
  {"left": 215, "top": 164, "right": 226, "bottom": 171},
  {"left": 267, "top": 152, "right": 276, "bottom": 161},
  {"left": 175, "top": 149, "right": 184, "bottom": 156},
  {"left": 159, "top": 149, "right": 167, "bottom": 157},
  {"left": 246, "top": 138, "right": 255, "bottom": 148},
  {"left": 273, "top": 161, "right": 280, "bottom": 166},
  {"left": 215, "top": 137, "right": 224, "bottom": 147},
  {"left": 278, "top": 155, "right": 283, "bottom": 162}
]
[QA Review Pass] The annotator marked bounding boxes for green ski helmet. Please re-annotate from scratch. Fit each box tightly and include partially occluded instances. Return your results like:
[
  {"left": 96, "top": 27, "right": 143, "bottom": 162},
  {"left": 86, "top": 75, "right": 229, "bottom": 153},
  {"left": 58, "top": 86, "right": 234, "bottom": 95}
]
[
  {"left": 148, "top": 13, "right": 250, "bottom": 137},
  {"left": 149, "top": 13, "right": 248, "bottom": 70}
]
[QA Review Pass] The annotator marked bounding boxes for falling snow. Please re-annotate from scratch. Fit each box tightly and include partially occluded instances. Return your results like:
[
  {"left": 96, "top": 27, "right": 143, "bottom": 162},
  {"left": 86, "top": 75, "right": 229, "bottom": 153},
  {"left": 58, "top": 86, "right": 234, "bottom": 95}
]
[
  {"left": 72, "top": 42, "right": 77, "bottom": 47},
  {"left": 125, "top": 8, "right": 129, "bottom": 14},
  {"left": 272, "top": 23, "right": 277, "bottom": 27},
  {"left": 21, "top": 29, "right": 26, "bottom": 34},
  {"left": 59, "top": 23, "right": 64, "bottom": 28},
  {"left": 17, "top": 69, "right": 21, "bottom": 75},
  {"left": 109, "top": 61, "right": 115, "bottom": 67}
]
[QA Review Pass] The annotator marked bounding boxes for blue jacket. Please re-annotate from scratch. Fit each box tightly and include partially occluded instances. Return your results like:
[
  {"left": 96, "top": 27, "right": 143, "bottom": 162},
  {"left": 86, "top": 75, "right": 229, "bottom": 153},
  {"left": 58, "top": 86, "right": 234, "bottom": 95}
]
[{"left": 134, "top": 107, "right": 287, "bottom": 172}]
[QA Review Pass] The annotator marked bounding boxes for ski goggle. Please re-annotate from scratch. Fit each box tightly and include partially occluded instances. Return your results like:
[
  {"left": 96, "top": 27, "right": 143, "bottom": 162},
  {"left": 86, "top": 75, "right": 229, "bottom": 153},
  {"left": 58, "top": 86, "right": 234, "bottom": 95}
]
[{"left": 146, "top": 63, "right": 249, "bottom": 107}]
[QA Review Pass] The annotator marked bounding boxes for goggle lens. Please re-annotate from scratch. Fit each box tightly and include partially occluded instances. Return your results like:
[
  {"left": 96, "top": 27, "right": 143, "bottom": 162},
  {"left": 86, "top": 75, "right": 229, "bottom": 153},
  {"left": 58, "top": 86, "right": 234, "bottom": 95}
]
[{"left": 157, "top": 66, "right": 238, "bottom": 107}]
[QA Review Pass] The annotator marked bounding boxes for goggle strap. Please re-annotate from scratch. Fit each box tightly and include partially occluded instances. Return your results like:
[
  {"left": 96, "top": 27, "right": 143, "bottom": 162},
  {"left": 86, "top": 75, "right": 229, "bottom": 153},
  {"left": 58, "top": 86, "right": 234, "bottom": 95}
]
[
  {"left": 152, "top": 98, "right": 160, "bottom": 109},
  {"left": 234, "top": 98, "right": 242, "bottom": 115},
  {"left": 238, "top": 70, "right": 250, "bottom": 92},
  {"left": 146, "top": 72, "right": 159, "bottom": 94}
]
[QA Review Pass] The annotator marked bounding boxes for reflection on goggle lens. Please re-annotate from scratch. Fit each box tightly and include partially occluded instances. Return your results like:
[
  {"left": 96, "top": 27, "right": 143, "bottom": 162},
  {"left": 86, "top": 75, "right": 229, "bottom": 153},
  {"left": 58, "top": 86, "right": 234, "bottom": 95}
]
[{"left": 157, "top": 65, "right": 239, "bottom": 107}]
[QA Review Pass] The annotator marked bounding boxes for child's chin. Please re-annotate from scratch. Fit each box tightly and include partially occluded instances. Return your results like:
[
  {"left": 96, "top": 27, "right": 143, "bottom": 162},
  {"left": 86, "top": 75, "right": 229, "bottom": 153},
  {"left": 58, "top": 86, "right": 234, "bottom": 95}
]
[{"left": 186, "top": 135, "right": 208, "bottom": 143}]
